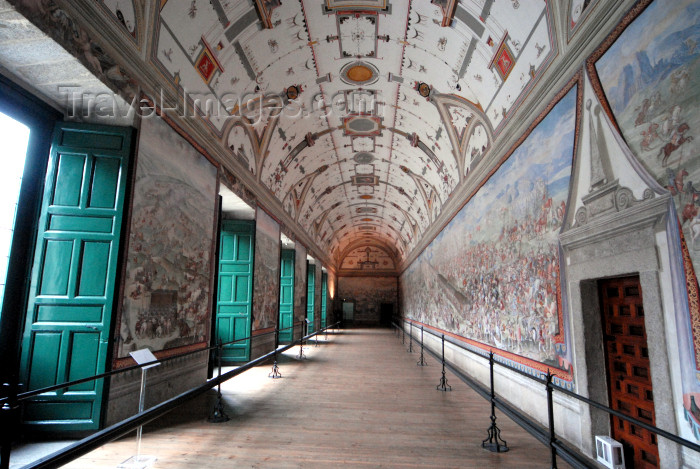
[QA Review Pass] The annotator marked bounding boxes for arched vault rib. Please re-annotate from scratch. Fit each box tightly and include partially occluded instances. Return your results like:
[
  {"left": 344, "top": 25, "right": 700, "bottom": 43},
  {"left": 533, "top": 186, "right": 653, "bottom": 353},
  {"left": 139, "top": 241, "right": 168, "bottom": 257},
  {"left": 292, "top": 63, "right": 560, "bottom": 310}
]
[
  {"left": 433, "top": 94, "right": 494, "bottom": 178},
  {"left": 221, "top": 95, "right": 284, "bottom": 180}
]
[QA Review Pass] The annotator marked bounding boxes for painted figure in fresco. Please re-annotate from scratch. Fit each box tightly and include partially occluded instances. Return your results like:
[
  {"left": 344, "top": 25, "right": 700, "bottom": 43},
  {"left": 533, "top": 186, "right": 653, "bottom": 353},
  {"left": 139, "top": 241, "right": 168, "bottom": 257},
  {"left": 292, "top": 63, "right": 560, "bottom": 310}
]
[
  {"left": 634, "top": 98, "right": 651, "bottom": 126},
  {"left": 659, "top": 122, "right": 693, "bottom": 166},
  {"left": 690, "top": 213, "right": 700, "bottom": 250}
]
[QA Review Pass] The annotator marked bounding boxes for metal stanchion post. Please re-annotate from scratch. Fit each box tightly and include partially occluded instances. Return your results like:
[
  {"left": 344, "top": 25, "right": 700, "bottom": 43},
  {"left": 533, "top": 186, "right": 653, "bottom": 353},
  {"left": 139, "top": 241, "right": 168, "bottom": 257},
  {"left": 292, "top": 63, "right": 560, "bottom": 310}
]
[
  {"left": 436, "top": 334, "right": 451, "bottom": 392},
  {"left": 298, "top": 321, "right": 307, "bottom": 360},
  {"left": 417, "top": 325, "right": 427, "bottom": 366},
  {"left": 546, "top": 370, "right": 558, "bottom": 468},
  {"left": 269, "top": 328, "right": 282, "bottom": 379},
  {"left": 482, "top": 351, "right": 508, "bottom": 452},
  {"left": 208, "top": 340, "right": 230, "bottom": 422},
  {"left": 408, "top": 321, "right": 413, "bottom": 353},
  {"left": 402, "top": 322, "right": 405, "bottom": 344},
  {"left": 0, "top": 382, "right": 17, "bottom": 469}
]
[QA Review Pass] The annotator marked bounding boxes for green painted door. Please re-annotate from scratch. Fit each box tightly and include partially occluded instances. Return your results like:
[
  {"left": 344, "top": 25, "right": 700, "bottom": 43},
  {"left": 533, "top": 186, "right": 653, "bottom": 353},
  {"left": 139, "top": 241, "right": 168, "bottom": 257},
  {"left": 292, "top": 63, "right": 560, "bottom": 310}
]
[
  {"left": 19, "top": 123, "right": 133, "bottom": 432},
  {"left": 216, "top": 220, "right": 254, "bottom": 363},
  {"left": 306, "top": 264, "right": 315, "bottom": 334},
  {"left": 321, "top": 273, "right": 328, "bottom": 329},
  {"left": 278, "top": 249, "right": 295, "bottom": 343}
]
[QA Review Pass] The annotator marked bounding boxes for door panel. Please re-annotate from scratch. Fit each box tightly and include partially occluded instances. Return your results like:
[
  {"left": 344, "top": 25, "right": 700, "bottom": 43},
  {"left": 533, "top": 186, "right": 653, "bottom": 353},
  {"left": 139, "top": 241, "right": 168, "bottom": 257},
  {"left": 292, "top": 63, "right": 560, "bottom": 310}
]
[
  {"left": 600, "top": 276, "right": 658, "bottom": 469},
  {"left": 216, "top": 220, "right": 254, "bottom": 363},
  {"left": 321, "top": 273, "right": 327, "bottom": 329},
  {"left": 306, "top": 264, "right": 315, "bottom": 334},
  {"left": 278, "top": 249, "right": 295, "bottom": 343},
  {"left": 20, "top": 123, "right": 132, "bottom": 432}
]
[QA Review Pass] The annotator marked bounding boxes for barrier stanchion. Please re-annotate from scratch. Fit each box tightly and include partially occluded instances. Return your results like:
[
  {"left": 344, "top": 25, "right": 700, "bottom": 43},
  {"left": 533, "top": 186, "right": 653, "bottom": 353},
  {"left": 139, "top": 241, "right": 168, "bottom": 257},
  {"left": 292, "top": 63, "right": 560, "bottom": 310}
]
[
  {"left": 436, "top": 334, "right": 451, "bottom": 392},
  {"left": 269, "top": 328, "right": 282, "bottom": 379},
  {"left": 408, "top": 321, "right": 413, "bottom": 353},
  {"left": 208, "top": 340, "right": 230, "bottom": 423},
  {"left": 298, "top": 321, "right": 307, "bottom": 360},
  {"left": 417, "top": 325, "right": 427, "bottom": 366},
  {"left": 481, "top": 351, "right": 508, "bottom": 452},
  {"left": 546, "top": 370, "right": 558, "bottom": 468},
  {"left": 0, "top": 382, "right": 17, "bottom": 469}
]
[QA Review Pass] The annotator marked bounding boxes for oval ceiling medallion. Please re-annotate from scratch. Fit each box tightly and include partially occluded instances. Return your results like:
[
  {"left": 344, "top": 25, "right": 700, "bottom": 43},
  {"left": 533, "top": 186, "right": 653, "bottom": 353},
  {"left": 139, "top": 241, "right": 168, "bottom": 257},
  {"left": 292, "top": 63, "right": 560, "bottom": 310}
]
[
  {"left": 359, "top": 194, "right": 374, "bottom": 200},
  {"left": 354, "top": 152, "right": 375, "bottom": 164},
  {"left": 340, "top": 61, "right": 380, "bottom": 86}
]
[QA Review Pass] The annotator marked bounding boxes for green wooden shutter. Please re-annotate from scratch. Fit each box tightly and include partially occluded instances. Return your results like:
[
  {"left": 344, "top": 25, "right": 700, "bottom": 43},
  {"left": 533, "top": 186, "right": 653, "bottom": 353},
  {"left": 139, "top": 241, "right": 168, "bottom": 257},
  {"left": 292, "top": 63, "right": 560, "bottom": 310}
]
[
  {"left": 19, "top": 122, "right": 133, "bottom": 432},
  {"left": 216, "top": 220, "right": 254, "bottom": 363},
  {"left": 321, "top": 273, "right": 328, "bottom": 329},
  {"left": 306, "top": 264, "right": 315, "bottom": 334},
  {"left": 278, "top": 249, "right": 295, "bottom": 343}
]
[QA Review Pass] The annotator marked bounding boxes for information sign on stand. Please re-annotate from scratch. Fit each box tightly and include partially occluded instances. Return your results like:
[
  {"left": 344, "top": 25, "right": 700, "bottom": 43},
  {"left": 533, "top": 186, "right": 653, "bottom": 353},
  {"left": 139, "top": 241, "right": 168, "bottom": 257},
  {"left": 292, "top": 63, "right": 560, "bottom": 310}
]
[{"left": 118, "top": 349, "right": 161, "bottom": 469}]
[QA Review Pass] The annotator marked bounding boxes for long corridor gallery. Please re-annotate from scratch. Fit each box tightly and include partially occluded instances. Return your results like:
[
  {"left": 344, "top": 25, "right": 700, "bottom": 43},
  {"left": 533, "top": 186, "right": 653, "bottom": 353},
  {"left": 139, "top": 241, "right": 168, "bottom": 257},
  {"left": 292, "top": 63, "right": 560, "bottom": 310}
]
[{"left": 0, "top": 0, "right": 699, "bottom": 468}]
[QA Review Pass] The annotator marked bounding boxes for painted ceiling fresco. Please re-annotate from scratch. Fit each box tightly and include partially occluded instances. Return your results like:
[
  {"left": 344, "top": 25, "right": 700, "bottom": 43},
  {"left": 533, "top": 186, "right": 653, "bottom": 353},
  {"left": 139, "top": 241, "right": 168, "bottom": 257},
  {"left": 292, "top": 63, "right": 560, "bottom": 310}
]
[{"left": 150, "top": 0, "right": 557, "bottom": 266}]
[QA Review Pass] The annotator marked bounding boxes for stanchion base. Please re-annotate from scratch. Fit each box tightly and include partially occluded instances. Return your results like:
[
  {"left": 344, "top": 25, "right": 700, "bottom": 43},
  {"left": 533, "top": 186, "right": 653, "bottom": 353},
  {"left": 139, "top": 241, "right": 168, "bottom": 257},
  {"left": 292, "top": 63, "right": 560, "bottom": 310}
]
[
  {"left": 298, "top": 346, "right": 307, "bottom": 360},
  {"left": 269, "top": 362, "right": 282, "bottom": 379},
  {"left": 207, "top": 400, "right": 230, "bottom": 423},
  {"left": 118, "top": 455, "right": 157, "bottom": 469},
  {"left": 417, "top": 355, "right": 428, "bottom": 366},
  {"left": 482, "top": 442, "right": 509, "bottom": 453},
  {"left": 436, "top": 374, "right": 451, "bottom": 392},
  {"left": 482, "top": 423, "right": 509, "bottom": 452}
]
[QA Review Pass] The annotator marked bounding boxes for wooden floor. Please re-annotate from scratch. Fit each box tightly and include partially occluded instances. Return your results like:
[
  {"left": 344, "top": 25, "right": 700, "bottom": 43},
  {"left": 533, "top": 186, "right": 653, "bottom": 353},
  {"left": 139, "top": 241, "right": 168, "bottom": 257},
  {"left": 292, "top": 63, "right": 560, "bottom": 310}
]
[{"left": 64, "top": 328, "right": 571, "bottom": 468}]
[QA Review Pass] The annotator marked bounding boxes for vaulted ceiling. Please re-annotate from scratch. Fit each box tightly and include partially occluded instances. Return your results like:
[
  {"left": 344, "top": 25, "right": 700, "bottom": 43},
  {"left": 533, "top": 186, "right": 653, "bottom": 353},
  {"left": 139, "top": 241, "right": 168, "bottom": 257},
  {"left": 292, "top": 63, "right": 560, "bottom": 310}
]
[
  {"left": 152, "top": 0, "right": 565, "bottom": 267},
  {"left": 2, "top": 0, "right": 604, "bottom": 272}
]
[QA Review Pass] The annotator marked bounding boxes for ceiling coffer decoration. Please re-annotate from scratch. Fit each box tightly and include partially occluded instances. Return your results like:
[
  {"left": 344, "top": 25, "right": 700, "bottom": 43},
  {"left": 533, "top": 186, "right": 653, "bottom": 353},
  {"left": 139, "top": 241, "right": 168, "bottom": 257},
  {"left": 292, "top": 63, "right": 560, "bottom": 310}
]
[{"left": 150, "top": 0, "right": 557, "bottom": 269}]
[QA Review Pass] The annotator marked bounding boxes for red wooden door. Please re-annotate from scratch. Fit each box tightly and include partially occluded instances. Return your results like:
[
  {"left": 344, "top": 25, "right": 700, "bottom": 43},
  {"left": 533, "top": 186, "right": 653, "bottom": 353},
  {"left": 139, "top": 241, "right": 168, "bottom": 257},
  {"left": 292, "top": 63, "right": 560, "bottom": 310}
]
[{"left": 600, "top": 276, "right": 658, "bottom": 468}]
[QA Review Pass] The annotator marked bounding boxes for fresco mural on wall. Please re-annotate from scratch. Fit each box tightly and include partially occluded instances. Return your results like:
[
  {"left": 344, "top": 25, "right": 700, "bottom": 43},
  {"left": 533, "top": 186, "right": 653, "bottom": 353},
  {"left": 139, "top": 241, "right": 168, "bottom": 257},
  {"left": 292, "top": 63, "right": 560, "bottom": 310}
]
[
  {"left": 294, "top": 243, "right": 307, "bottom": 324},
  {"left": 118, "top": 117, "right": 217, "bottom": 358},
  {"left": 401, "top": 87, "right": 577, "bottom": 379},
  {"left": 596, "top": 0, "right": 700, "bottom": 271},
  {"left": 253, "top": 209, "right": 280, "bottom": 330},
  {"left": 593, "top": 0, "right": 700, "bottom": 440},
  {"left": 338, "top": 277, "right": 396, "bottom": 326}
]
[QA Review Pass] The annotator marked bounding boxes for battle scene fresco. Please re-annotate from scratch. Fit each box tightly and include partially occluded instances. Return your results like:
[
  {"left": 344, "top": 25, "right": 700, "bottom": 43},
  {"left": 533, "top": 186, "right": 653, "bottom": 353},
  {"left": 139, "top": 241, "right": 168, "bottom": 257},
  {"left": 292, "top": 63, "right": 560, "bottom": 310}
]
[
  {"left": 594, "top": 0, "right": 700, "bottom": 440},
  {"left": 401, "top": 87, "right": 577, "bottom": 376},
  {"left": 252, "top": 209, "right": 280, "bottom": 330},
  {"left": 596, "top": 0, "right": 700, "bottom": 273},
  {"left": 118, "top": 117, "right": 218, "bottom": 358}
]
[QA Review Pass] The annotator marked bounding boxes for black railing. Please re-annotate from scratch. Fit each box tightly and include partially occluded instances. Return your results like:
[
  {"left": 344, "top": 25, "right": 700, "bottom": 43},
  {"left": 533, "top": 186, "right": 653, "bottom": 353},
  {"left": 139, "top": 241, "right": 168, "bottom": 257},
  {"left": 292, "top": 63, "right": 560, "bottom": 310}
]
[
  {"left": 394, "top": 318, "right": 700, "bottom": 468},
  {"left": 1, "top": 321, "right": 341, "bottom": 469}
]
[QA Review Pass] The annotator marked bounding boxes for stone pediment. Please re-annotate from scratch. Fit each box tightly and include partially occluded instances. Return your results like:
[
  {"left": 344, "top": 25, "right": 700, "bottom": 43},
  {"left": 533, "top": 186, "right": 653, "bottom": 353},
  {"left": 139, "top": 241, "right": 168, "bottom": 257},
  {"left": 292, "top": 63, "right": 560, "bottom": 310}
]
[{"left": 561, "top": 70, "right": 668, "bottom": 247}]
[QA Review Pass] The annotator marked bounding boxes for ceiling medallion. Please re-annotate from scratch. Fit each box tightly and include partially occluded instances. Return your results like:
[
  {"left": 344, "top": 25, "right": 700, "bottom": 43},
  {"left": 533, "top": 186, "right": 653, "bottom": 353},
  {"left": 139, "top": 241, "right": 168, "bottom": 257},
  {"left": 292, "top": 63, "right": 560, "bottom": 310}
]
[
  {"left": 286, "top": 84, "right": 303, "bottom": 100},
  {"left": 340, "top": 60, "right": 380, "bottom": 85},
  {"left": 343, "top": 115, "right": 382, "bottom": 136},
  {"left": 415, "top": 81, "right": 432, "bottom": 98},
  {"left": 359, "top": 194, "right": 374, "bottom": 200},
  {"left": 354, "top": 152, "right": 375, "bottom": 164}
]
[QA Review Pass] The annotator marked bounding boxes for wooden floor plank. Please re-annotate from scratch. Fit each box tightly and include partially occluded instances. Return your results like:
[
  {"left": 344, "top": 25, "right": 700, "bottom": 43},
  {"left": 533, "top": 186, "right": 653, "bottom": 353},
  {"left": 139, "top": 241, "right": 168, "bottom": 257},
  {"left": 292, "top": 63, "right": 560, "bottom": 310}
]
[{"left": 63, "top": 329, "right": 572, "bottom": 468}]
